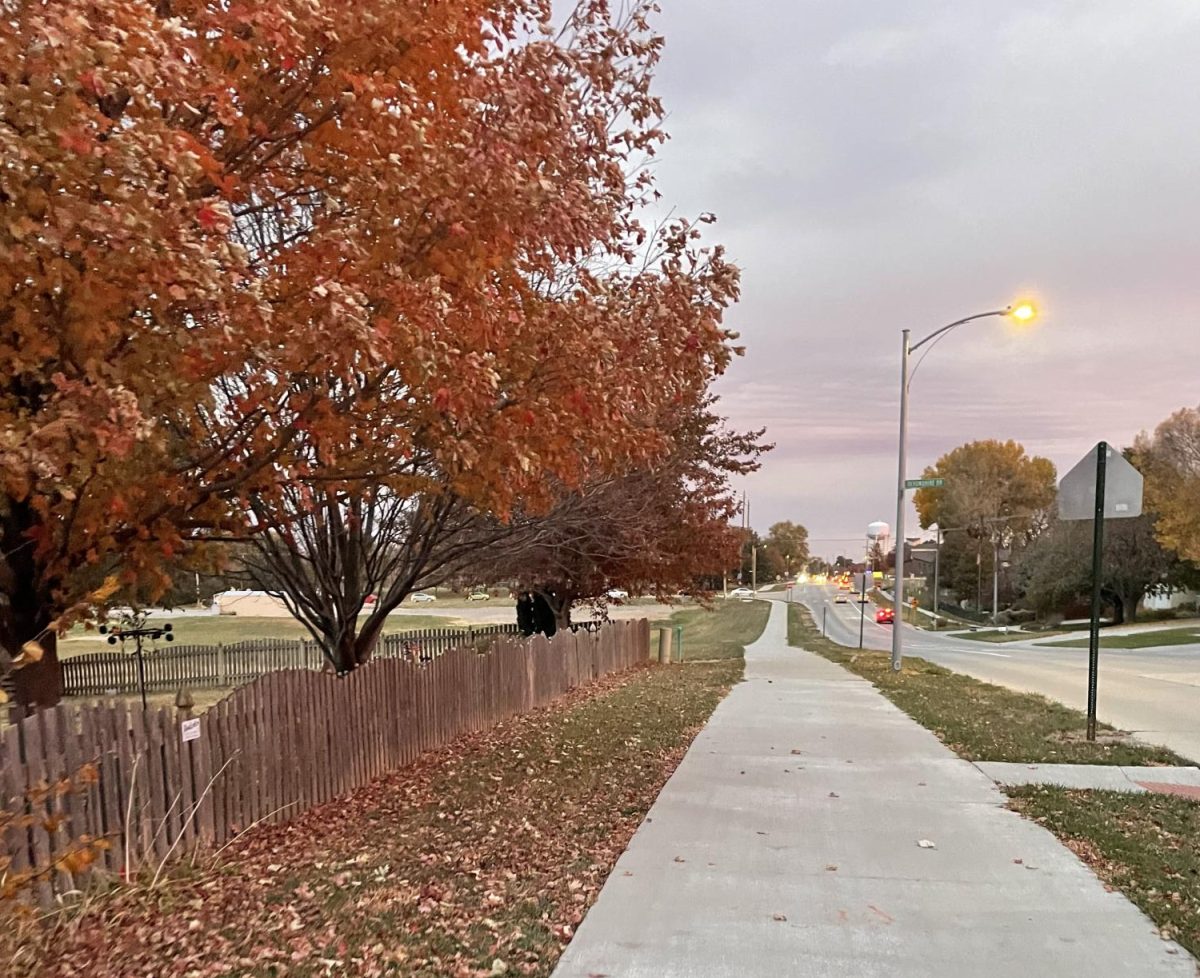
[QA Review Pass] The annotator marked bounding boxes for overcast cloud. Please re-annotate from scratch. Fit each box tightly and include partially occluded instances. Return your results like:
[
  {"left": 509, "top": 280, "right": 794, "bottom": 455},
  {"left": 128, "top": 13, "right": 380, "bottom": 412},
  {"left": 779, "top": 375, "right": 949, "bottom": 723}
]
[{"left": 647, "top": 0, "right": 1200, "bottom": 558}]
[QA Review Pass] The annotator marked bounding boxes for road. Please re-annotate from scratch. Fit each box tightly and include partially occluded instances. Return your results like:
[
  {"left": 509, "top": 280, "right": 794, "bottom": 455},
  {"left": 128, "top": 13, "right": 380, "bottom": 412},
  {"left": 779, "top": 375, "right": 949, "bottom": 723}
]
[{"left": 784, "top": 584, "right": 1200, "bottom": 763}]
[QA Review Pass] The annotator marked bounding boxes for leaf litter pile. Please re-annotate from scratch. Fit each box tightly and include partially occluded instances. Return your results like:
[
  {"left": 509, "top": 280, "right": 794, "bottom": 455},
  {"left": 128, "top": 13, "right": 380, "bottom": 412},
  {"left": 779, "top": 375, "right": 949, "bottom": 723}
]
[{"left": 9, "top": 662, "right": 740, "bottom": 978}]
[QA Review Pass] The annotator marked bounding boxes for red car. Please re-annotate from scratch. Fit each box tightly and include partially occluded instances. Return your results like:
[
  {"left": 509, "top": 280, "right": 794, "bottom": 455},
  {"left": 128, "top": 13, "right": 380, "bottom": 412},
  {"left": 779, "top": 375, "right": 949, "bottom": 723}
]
[{"left": 875, "top": 607, "right": 895, "bottom": 625}]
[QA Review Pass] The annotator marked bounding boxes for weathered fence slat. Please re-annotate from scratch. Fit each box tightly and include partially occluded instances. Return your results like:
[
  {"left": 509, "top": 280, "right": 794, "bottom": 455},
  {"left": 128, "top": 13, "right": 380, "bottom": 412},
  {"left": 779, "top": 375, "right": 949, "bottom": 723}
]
[
  {"left": 6, "top": 620, "right": 648, "bottom": 907},
  {"left": 61, "top": 623, "right": 523, "bottom": 697}
]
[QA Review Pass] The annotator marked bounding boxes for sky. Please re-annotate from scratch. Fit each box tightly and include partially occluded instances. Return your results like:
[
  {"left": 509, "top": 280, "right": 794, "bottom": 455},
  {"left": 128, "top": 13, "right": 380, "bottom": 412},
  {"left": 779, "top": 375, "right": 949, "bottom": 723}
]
[{"left": 646, "top": 0, "right": 1200, "bottom": 560}]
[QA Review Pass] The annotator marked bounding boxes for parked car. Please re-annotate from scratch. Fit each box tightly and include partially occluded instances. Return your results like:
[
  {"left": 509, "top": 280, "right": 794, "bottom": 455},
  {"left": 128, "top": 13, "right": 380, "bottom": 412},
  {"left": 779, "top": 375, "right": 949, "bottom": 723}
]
[
  {"left": 410, "top": 592, "right": 436, "bottom": 604},
  {"left": 727, "top": 587, "right": 754, "bottom": 600},
  {"left": 467, "top": 590, "right": 490, "bottom": 601},
  {"left": 606, "top": 589, "right": 629, "bottom": 601},
  {"left": 875, "top": 607, "right": 895, "bottom": 624},
  {"left": 834, "top": 593, "right": 848, "bottom": 605}
]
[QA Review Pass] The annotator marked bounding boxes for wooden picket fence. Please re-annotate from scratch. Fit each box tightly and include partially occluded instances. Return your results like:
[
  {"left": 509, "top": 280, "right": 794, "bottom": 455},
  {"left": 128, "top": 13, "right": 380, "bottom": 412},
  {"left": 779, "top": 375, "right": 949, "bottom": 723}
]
[
  {"left": 1, "top": 619, "right": 649, "bottom": 907},
  {"left": 60, "top": 624, "right": 523, "bottom": 696}
]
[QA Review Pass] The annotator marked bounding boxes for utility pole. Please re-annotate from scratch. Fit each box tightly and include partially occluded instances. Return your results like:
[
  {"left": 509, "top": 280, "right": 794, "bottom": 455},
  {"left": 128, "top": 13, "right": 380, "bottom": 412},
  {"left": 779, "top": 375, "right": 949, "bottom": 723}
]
[
  {"left": 992, "top": 538, "right": 1001, "bottom": 626},
  {"left": 933, "top": 526, "right": 941, "bottom": 627}
]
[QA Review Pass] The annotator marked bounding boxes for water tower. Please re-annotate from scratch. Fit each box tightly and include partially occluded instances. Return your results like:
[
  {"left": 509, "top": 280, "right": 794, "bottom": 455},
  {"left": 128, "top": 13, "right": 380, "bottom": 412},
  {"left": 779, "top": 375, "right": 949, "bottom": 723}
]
[{"left": 866, "top": 521, "right": 890, "bottom": 566}]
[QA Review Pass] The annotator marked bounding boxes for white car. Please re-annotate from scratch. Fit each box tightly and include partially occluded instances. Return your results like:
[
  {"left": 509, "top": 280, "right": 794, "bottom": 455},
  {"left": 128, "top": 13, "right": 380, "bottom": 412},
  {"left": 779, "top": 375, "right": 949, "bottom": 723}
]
[
  {"left": 467, "top": 591, "right": 490, "bottom": 601},
  {"left": 606, "top": 589, "right": 629, "bottom": 601},
  {"left": 726, "top": 587, "right": 754, "bottom": 600},
  {"left": 409, "top": 592, "right": 436, "bottom": 604}
]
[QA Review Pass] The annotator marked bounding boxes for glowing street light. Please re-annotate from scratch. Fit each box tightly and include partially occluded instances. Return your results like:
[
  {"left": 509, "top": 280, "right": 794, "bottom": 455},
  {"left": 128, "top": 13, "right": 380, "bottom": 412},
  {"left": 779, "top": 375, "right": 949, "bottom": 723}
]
[
  {"left": 890, "top": 299, "right": 1041, "bottom": 673},
  {"left": 1009, "top": 301, "right": 1037, "bottom": 323}
]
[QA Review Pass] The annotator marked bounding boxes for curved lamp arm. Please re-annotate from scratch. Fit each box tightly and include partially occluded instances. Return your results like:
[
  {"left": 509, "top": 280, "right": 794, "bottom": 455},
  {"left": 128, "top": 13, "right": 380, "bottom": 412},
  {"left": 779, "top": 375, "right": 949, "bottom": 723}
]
[{"left": 910, "top": 308, "right": 1012, "bottom": 353}]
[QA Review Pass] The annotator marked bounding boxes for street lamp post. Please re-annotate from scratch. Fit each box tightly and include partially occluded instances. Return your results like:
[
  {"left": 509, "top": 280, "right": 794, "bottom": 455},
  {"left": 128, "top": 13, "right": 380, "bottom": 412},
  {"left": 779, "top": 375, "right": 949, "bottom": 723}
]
[
  {"left": 891, "top": 302, "right": 1036, "bottom": 672},
  {"left": 927, "top": 524, "right": 970, "bottom": 628}
]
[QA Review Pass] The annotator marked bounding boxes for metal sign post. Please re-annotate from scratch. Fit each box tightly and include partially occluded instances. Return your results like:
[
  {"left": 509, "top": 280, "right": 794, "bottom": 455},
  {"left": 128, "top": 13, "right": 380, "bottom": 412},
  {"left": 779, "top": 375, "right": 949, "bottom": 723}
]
[
  {"left": 857, "top": 568, "right": 870, "bottom": 649},
  {"left": 1085, "top": 447, "right": 1107, "bottom": 741},
  {"left": 1059, "top": 442, "right": 1143, "bottom": 741}
]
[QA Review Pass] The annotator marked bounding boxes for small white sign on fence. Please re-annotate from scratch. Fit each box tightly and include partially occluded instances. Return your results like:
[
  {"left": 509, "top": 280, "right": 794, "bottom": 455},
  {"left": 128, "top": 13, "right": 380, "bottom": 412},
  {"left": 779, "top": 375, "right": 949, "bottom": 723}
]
[{"left": 181, "top": 717, "right": 201, "bottom": 743}]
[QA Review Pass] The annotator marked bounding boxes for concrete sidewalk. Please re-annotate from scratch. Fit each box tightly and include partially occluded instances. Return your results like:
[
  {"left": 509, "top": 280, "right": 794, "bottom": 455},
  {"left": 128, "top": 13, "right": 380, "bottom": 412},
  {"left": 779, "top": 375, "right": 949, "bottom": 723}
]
[{"left": 552, "top": 602, "right": 1194, "bottom": 977}]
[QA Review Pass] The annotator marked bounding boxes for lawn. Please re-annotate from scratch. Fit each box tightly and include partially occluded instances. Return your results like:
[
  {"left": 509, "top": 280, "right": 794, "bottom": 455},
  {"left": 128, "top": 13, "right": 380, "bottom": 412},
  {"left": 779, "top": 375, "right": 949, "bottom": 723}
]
[
  {"left": 1008, "top": 787, "right": 1200, "bottom": 958},
  {"left": 1042, "top": 626, "right": 1200, "bottom": 650},
  {"left": 60, "top": 614, "right": 472, "bottom": 657},
  {"left": 958, "top": 628, "right": 1064, "bottom": 644},
  {"left": 787, "top": 604, "right": 1187, "bottom": 766},
  {"left": 6, "top": 660, "right": 742, "bottom": 978},
  {"left": 654, "top": 599, "right": 770, "bottom": 660}
]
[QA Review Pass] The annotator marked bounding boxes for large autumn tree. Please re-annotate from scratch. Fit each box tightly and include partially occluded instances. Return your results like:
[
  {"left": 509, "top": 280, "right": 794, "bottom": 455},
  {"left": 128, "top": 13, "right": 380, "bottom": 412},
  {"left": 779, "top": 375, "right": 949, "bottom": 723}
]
[
  {"left": 1133, "top": 405, "right": 1200, "bottom": 564},
  {"left": 2, "top": 1, "right": 741, "bottom": 703},
  {"left": 764, "top": 522, "right": 809, "bottom": 578},
  {"left": 913, "top": 440, "right": 1056, "bottom": 601}
]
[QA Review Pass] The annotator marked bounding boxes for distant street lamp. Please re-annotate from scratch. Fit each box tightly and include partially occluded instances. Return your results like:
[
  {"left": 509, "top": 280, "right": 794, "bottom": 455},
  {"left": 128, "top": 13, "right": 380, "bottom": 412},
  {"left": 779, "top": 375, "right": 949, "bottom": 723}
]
[{"left": 891, "top": 302, "right": 1038, "bottom": 672}]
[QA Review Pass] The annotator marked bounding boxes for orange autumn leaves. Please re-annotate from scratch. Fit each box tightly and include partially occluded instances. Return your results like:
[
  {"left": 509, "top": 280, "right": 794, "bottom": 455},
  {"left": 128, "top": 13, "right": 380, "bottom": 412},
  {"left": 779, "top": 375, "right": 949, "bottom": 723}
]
[{"left": 1, "top": 2, "right": 740, "bottom": 692}]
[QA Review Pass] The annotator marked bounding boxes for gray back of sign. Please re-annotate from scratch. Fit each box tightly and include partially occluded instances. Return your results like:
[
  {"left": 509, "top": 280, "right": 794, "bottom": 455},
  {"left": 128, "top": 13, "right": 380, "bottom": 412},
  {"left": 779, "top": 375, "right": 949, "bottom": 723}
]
[{"left": 1058, "top": 443, "right": 1144, "bottom": 521}]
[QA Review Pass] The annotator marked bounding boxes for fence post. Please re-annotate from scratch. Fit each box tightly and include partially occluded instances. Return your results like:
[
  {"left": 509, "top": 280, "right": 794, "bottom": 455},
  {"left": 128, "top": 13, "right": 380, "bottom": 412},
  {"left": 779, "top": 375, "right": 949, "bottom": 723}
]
[
  {"left": 658, "top": 627, "right": 673, "bottom": 664},
  {"left": 217, "top": 643, "right": 228, "bottom": 687}
]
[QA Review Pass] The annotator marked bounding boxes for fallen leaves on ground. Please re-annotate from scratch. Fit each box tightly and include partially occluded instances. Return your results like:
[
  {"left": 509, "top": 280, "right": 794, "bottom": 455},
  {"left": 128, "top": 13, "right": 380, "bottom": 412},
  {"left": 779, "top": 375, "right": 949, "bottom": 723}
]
[
  {"left": 5, "top": 662, "right": 740, "bottom": 978},
  {"left": 1008, "top": 785, "right": 1200, "bottom": 960}
]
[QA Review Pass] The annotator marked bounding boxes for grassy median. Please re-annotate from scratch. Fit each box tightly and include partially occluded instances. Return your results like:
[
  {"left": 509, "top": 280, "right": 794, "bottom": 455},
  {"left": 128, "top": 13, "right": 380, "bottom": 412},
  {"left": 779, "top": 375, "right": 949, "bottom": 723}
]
[
  {"left": 787, "top": 604, "right": 1187, "bottom": 766},
  {"left": 1009, "top": 786, "right": 1200, "bottom": 957},
  {"left": 8, "top": 661, "right": 741, "bottom": 978},
  {"left": 1043, "top": 626, "right": 1200, "bottom": 650},
  {"left": 957, "top": 628, "right": 1063, "bottom": 643}
]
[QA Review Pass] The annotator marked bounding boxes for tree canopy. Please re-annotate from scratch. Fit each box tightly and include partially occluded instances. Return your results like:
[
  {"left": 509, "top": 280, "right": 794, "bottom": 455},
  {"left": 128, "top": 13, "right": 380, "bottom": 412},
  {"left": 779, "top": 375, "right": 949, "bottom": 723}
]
[
  {"left": 913, "top": 440, "right": 1057, "bottom": 539},
  {"left": 1, "top": 1, "right": 746, "bottom": 704},
  {"left": 1014, "top": 515, "right": 1176, "bottom": 624},
  {"left": 764, "top": 522, "right": 809, "bottom": 576},
  {"left": 1134, "top": 405, "right": 1200, "bottom": 564}
]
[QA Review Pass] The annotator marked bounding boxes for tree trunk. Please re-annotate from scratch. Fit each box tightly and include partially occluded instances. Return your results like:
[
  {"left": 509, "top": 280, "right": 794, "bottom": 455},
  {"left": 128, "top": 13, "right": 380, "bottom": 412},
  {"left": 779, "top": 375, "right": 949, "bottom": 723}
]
[
  {"left": 516, "top": 594, "right": 536, "bottom": 636},
  {"left": 329, "top": 632, "right": 359, "bottom": 676},
  {"left": 527, "top": 588, "right": 562, "bottom": 637},
  {"left": 1108, "top": 592, "right": 1126, "bottom": 626},
  {"left": 2, "top": 499, "right": 64, "bottom": 708},
  {"left": 7, "top": 629, "right": 62, "bottom": 709},
  {"left": 354, "top": 617, "right": 386, "bottom": 667},
  {"left": 537, "top": 585, "right": 574, "bottom": 634},
  {"left": 1121, "top": 591, "right": 1139, "bottom": 624}
]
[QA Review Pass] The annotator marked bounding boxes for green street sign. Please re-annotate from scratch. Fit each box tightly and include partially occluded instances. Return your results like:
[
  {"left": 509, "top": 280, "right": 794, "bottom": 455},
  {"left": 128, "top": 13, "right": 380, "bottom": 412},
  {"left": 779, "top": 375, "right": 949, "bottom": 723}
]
[{"left": 905, "top": 478, "right": 945, "bottom": 489}]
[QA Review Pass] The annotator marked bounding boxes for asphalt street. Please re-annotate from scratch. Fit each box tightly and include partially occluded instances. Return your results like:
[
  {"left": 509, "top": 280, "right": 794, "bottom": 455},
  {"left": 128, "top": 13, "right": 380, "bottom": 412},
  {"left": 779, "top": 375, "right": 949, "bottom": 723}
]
[{"left": 786, "top": 584, "right": 1200, "bottom": 763}]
